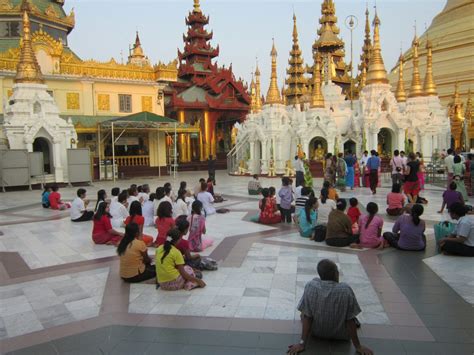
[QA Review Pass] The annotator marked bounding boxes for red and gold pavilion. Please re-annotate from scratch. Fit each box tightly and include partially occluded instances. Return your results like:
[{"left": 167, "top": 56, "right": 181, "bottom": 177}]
[{"left": 165, "top": 0, "right": 251, "bottom": 164}]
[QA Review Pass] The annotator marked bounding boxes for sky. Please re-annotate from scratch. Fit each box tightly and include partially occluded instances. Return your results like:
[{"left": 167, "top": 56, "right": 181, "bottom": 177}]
[{"left": 66, "top": 0, "right": 447, "bottom": 89}]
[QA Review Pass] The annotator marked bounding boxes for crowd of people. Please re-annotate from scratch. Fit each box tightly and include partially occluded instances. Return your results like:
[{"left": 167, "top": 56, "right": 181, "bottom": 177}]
[{"left": 40, "top": 178, "right": 224, "bottom": 290}]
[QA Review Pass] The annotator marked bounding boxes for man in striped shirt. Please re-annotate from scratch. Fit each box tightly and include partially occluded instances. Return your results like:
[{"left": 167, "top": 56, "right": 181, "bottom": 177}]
[{"left": 295, "top": 187, "right": 314, "bottom": 214}]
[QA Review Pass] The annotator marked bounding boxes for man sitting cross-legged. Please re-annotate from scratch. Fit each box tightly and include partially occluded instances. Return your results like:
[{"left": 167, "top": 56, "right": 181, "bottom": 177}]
[{"left": 287, "top": 259, "right": 373, "bottom": 355}]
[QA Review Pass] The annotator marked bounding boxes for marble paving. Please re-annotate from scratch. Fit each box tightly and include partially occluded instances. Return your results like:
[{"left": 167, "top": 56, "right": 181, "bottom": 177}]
[
  {"left": 0, "top": 268, "right": 109, "bottom": 339},
  {"left": 423, "top": 254, "right": 474, "bottom": 304},
  {"left": 129, "top": 243, "right": 389, "bottom": 324}
]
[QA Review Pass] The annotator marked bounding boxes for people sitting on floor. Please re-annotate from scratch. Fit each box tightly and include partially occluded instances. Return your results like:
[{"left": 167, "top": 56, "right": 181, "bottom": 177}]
[
  {"left": 70, "top": 188, "right": 94, "bottom": 222},
  {"left": 297, "top": 197, "right": 318, "bottom": 239},
  {"left": 347, "top": 198, "right": 362, "bottom": 234},
  {"left": 92, "top": 202, "right": 124, "bottom": 245},
  {"left": 48, "top": 185, "right": 71, "bottom": 210},
  {"left": 153, "top": 187, "right": 172, "bottom": 217},
  {"left": 41, "top": 185, "right": 51, "bottom": 208},
  {"left": 138, "top": 184, "right": 150, "bottom": 203},
  {"left": 143, "top": 193, "right": 156, "bottom": 227},
  {"left": 295, "top": 187, "right": 313, "bottom": 215},
  {"left": 248, "top": 174, "right": 263, "bottom": 195},
  {"left": 317, "top": 188, "right": 336, "bottom": 226},
  {"left": 194, "top": 178, "right": 206, "bottom": 198},
  {"left": 197, "top": 181, "right": 216, "bottom": 216},
  {"left": 124, "top": 201, "right": 153, "bottom": 246},
  {"left": 438, "top": 182, "right": 465, "bottom": 214},
  {"left": 386, "top": 183, "right": 405, "bottom": 216},
  {"left": 117, "top": 223, "right": 156, "bottom": 283},
  {"left": 175, "top": 216, "right": 202, "bottom": 268},
  {"left": 94, "top": 189, "right": 107, "bottom": 212},
  {"left": 353, "top": 202, "right": 384, "bottom": 249},
  {"left": 127, "top": 186, "right": 141, "bottom": 208},
  {"left": 155, "top": 201, "right": 175, "bottom": 246},
  {"left": 295, "top": 181, "right": 305, "bottom": 200},
  {"left": 322, "top": 181, "right": 339, "bottom": 202},
  {"left": 110, "top": 191, "right": 129, "bottom": 228},
  {"left": 287, "top": 259, "right": 373, "bottom": 355},
  {"left": 207, "top": 177, "right": 224, "bottom": 203},
  {"left": 164, "top": 182, "right": 177, "bottom": 201},
  {"left": 258, "top": 188, "right": 281, "bottom": 224},
  {"left": 110, "top": 187, "right": 120, "bottom": 203},
  {"left": 174, "top": 188, "right": 190, "bottom": 218},
  {"left": 188, "top": 200, "right": 214, "bottom": 252},
  {"left": 155, "top": 228, "right": 206, "bottom": 291},
  {"left": 438, "top": 202, "right": 474, "bottom": 256},
  {"left": 383, "top": 204, "right": 426, "bottom": 251},
  {"left": 325, "top": 199, "right": 359, "bottom": 247}
]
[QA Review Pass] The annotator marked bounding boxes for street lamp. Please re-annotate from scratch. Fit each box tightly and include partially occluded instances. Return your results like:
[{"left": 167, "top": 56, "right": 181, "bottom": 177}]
[{"left": 345, "top": 15, "right": 358, "bottom": 110}]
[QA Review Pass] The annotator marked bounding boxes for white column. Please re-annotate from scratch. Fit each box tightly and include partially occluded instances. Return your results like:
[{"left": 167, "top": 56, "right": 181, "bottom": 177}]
[
  {"left": 398, "top": 129, "right": 405, "bottom": 151},
  {"left": 52, "top": 139, "right": 64, "bottom": 182},
  {"left": 261, "top": 139, "right": 268, "bottom": 174},
  {"left": 275, "top": 138, "right": 284, "bottom": 174},
  {"left": 421, "top": 134, "right": 433, "bottom": 160},
  {"left": 249, "top": 140, "right": 256, "bottom": 175},
  {"left": 371, "top": 131, "right": 378, "bottom": 151}
]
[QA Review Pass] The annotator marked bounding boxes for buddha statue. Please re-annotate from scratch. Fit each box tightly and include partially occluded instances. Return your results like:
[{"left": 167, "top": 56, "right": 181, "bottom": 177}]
[
  {"left": 285, "top": 160, "right": 295, "bottom": 177},
  {"left": 313, "top": 144, "right": 325, "bottom": 162},
  {"left": 268, "top": 159, "right": 276, "bottom": 177}
]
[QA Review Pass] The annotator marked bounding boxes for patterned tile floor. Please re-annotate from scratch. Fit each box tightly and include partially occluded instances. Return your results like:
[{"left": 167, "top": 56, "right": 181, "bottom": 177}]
[{"left": 0, "top": 171, "right": 473, "bottom": 354}]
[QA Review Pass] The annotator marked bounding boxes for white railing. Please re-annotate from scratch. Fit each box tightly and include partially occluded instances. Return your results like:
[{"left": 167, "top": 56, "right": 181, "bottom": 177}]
[{"left": 227, "top": 135, "right": 249, "bottom": 174}]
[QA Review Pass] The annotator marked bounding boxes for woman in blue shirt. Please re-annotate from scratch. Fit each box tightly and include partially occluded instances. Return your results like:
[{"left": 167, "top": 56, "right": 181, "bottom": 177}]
[{"left": 297, "top": 197, "right": 318, "bottom": 238}]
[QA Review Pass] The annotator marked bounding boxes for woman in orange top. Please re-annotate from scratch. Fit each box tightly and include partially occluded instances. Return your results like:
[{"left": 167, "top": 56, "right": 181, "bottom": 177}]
[{"left": 124, "top": 201, "right": 153, "bottom": 246}]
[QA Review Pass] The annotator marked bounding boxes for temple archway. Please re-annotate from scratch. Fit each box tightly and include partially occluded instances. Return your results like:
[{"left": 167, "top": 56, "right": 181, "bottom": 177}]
[
  {"left": 33, "top": 137, "right": 52, "bottom": 174},
  {"left": 309, "top": 136, "right": 328, "bottom": 161},
  {"left": 344, "top": 139, "right": 356, "bottom": 154},
  {"left": 377, "top": 128, "right": 394, "bottom": 157}
]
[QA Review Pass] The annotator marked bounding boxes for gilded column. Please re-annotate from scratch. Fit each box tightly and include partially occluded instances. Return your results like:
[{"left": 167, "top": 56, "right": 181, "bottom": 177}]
[
  {"left": 204, "top": 110, "right": 211, "bottom": 159},
  {"left": 178, "top": 110, "right": 188, "bottom": 162},
  {"left": 186, "top": 134, "right": 192, "bottom": 162}
]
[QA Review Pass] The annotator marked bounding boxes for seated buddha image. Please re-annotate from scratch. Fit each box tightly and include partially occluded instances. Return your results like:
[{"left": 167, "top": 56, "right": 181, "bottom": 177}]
[{"left": 313, "top": 144, "right": 326, "bottom": 162}]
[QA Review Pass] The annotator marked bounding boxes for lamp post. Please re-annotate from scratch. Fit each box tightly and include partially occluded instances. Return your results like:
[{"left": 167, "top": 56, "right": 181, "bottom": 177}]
[{"left": 345, "top": 15, "right": 358, "bottom": 110}]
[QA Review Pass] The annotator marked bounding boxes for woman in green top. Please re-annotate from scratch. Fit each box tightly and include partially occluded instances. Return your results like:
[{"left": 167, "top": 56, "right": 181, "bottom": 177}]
[
  {"left": 453, "top": 155, "right": 469, "bottom": 201},
  {"left": 155, "top": 229, "right": 206, "bottom": 291},
  {"left": 303, "top": 156, "right": 314, "bottom": 189}
]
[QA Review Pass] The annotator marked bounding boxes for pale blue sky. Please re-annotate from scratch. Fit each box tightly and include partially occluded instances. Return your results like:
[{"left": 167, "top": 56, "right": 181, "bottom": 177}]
[{"left": 67, "top": 0, "right": 446, "bottom": 89}]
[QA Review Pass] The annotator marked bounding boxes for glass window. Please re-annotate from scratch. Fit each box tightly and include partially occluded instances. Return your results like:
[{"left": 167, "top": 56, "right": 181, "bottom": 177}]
[{"left": 119, "top": 94, "right": 132, "bottom": 113}]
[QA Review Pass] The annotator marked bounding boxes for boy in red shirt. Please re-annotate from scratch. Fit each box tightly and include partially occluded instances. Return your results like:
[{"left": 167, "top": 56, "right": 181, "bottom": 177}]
[{"left": 347, "top": 198, "right": 362, "bottom": 234}]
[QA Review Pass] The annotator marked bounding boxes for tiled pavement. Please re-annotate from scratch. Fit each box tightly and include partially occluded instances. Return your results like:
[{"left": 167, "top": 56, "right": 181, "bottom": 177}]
[{"left": 0, "top": 171, "right": 473, "bottom": 354}]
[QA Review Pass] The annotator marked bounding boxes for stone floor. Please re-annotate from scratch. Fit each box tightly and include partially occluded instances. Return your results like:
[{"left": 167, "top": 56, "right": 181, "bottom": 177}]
[{"left": 0, "top": 171, "right": 473, "bottom": 354}]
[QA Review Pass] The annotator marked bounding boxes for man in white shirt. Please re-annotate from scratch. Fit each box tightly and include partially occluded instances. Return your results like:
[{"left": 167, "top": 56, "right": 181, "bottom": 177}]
[
  {"left": 359, "top": 151, "right": 369, "bottom": 187},
  {"left": 439, "top": 202, "right": 474, "bottom": 256},
  {"left": 390, "top": 150, "right": 404, "bottom": 186},
  {"left": 71, "top": 188, "right": 93, "bottom": 222},
  {"left": 444, "top": 148, "right": 455, "bottom": 187},
  {"left": 138, "top": 184, "right": 150, "bottom": 203},
  {"left": 294, "top": 156, "right": 305, "bottom": 187}
]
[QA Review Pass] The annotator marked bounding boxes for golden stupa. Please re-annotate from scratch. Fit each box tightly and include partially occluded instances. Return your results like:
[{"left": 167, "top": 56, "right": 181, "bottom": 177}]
[{"left": 388, "top": 0, "right": 474, "bottom": 107}]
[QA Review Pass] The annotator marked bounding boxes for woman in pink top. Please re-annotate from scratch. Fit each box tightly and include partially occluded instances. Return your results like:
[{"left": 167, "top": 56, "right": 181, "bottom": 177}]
[
  {"left": 187, "top": 200, "right": 213, "bottom": 252},
  {"left": 352, "top": 202, "right": 384, "bottom": 249},
  {"left": 386, "top": 183, "right": 405, "bottom": 216}
]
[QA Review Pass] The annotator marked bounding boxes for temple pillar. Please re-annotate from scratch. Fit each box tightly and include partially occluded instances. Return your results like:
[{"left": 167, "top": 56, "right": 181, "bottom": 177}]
[
  {"left": 204, "top": 110, "right": 211, "bottom": 159},
  {"left": 398, "top": 129, "right": 405, "bottom": 151},
  {"left": 178, "top": 110, "right": 189, "bottom": 163},
  {"left": 249, "top": 140, "right": 256, "bottom": 174},
  {"left": 275, "top": 138, "right": 284, "bottom": 174},
  {"left": 421, "top": 134, "right": 433, "bottom": 160},
  {"left": 261, "top": 139, "right": 269, "bottom": 174},
  {"left": 52, "top": 139, "right": 64, "bottom": 182},
  {"left": 186, "top": 134, "right": 192, "bottom": 162},
  {"left": 371, "top": 130, "right": 378, "bottom": 152},
  {"left": 199, "top": 129, "right": 205, "bottom": 161}
]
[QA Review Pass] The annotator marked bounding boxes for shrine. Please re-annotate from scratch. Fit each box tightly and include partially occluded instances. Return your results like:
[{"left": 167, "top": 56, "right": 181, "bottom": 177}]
[{"left": 164, "top": 0, "right": 250, "bottom": 165}]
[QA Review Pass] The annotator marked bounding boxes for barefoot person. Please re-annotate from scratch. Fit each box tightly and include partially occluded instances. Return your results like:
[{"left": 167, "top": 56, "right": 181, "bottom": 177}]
[{"left": 287, "top": 259, "right": 373, "bottom": 355}]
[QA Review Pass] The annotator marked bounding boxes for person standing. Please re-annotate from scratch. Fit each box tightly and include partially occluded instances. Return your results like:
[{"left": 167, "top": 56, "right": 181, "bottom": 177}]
[
  {"left": 444, "top": 148, "right": 455, "bottom": 188},
  {"left": 359, "top": 151, "right": 370, "bottom": 188},
  {"left": 366, "top": 150, "right": 381, "bottom": 195},
  {"left": 453, "top": 155, "right": 469, "bottom": 201},
  {"left": 279, "top": 177, "right": 294, "bottom": 223},
  {"left": 294, "top": 156, "right": 304, "bottom": 188},
  {"left": 403, "top": 153, "right": 421, "bottom": 204},
  {"left": 390, "top": 150, "right": 404, "bottom": 186},
  {"left": 344, "top": 150, "right": 356, "bottom": 190},
  {"left": 324, "top": 153, "right": 335, "bottom": 186},
  {"left": 207, "top": 155, "right": 216, "bottom": 184}
]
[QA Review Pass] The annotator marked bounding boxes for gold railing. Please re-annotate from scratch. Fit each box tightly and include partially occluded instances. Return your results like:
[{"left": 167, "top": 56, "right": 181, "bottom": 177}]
[{"left": 105, "top": 155, "right": 150, "bottom": 167}]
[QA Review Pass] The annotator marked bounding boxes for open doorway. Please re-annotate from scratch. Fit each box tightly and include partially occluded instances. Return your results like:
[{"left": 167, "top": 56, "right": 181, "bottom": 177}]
[{"left": 33, "top": 137, "right": 52, "bottom": 173}]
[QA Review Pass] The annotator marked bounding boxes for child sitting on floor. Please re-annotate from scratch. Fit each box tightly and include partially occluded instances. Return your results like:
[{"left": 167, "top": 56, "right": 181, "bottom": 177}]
[
  {"left": 188, "top": 200, "right": 214, "bottom": 252},
  {"left": 387, "top": 183, "right": 406, "bottom": 216},
  {"left": 347, "top": 198, "right": 361, "bottom": 235},
  {"left": 48, "top": 185, "right": 71, "bottom": 210},
  {"left": 41, "top": 185, "right": 51, "bottom": 208}
]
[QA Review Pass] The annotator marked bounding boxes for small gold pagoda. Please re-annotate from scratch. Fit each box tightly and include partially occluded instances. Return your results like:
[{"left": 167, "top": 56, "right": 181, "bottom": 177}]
[{"left": 266, "top": 39, "right": 282, "bottom": 105}]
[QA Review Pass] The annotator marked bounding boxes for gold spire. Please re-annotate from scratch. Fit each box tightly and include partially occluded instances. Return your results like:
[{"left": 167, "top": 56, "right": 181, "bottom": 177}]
[
  {"left": 193, "top": 0, "right": 201, "bottom": 13},
  {"left": 15, "top": 2, "right": 44, "bottom": 84},
  {"left": 250, "top": 73, "right": 257, "bottom": 113},
  {"left": 366, "top": 10, "right": 389, "bottom": 85},
  {"left": 449, "top": 82, "right": 464, "bottom": 149},
  {"left": 266, "top": 39, "right": 282, "bottom": 105},
  {"left": 357, "top": 6, "right": 372, "bottom": 89},
  {"left": 310, "top": 53, "right": 325, "bottom": 108},
  {"left": 285, "top": 14, "right": 307, "bottom": 106},
  {"left": 465, "top": 89, "right": 473, "bottom": 125},
  {"left": 395, "top": 53, "right": 407, "bottom": 102},
  {"left": 409, "top": 32, "right": 423, "bottom": 97},
  {"left": 255, "top": 60, "right": 262, "bottom": 111},
  {"left": 360, "top": 65, "right": 367, "bottom": 89},
  {"left": 282, "top": 80, "right": 288, "bottom": 106},
  {"left": 131, "top": 32, "right": 145, "bottom": 58},
  {"left": 423, "top": 39, "right": 437, "bottom": 96}
]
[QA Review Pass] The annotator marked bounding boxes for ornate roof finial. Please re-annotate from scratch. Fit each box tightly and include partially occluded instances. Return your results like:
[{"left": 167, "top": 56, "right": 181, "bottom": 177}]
[
  {"left": 357, "top": 4, "right": 372, "bottom": 90},
  {"left": 310, "top": 52, "right": 325, "bottom": 108},
  {"left": 250, "top": 72, "right": 258, "bottom": 113},
  {"left": 395, "top": 52, "right": 407, "bottom": 102},
  {"left": 423, "top": 39, "right": 437, "bottom": 96},
  {"left": 409, "top": 25, "right": 423, "bottom": 97},
  {"left": 266, "top": 39, "right": 282, "bottom": 105},
  {"left": 255, "top": 58, "right": 262, "bottom": 111},
  {"left": 285, "top": 13, "right": 307, "bottom": 106},
  {"left": 193, "top": 0, "right": 201, "bottom": 13},
  {"left": 366, "top": 7, "right": 389, "bottom": 85},
  {"left": 15, "top": 1, "right": 44, "bottom": 84}
]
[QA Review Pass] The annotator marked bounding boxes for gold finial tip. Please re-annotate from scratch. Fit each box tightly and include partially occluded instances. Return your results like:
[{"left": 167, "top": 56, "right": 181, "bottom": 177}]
[{"left": 193, "top": 0, "right": 201, "bottom": 12}]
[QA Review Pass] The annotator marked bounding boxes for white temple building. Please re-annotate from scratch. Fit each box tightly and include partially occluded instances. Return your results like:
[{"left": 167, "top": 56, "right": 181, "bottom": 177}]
[
  {"left": 232, "top": 7, "right": 450, "bottom": 175},
  {"left": 1, "top": 4, "right": 77, "bottom": 183}
]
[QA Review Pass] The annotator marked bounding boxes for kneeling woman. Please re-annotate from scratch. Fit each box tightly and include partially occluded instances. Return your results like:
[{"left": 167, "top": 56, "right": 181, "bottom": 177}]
[
  {"left": 92, "top": 202, "right": 124, "bottom": 245},
  {"left": 156, "top": 229, "right": 206, "bottom": 291},
  {"left": 259, "top": 188, "right": 281, "bottom": 224},
  {"left": 383, "top": 204, "right": 426, "bottom": 251},
  {"left": 117, "top": 223, "right": 156, "bottom": 283}
]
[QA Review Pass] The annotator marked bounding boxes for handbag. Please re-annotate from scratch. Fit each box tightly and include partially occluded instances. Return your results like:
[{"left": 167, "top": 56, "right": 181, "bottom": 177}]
[{"left": 434, "top": 221, "right": 455, "bottom": 251}]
